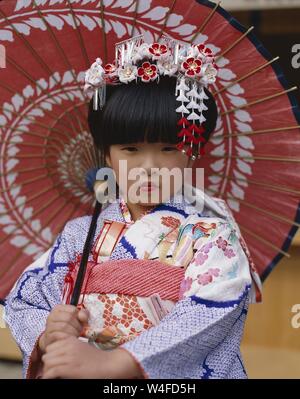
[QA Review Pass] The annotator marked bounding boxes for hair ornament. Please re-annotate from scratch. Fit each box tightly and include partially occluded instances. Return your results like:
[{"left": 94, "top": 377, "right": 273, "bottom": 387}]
[{"left": 84, "top": 34, "right": 218, "bottom": 160}]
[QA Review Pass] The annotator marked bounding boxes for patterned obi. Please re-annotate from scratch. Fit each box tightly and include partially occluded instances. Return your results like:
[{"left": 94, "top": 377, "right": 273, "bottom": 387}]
[{"left": 62, "top": 219, "right": 185, "bottom": 350}]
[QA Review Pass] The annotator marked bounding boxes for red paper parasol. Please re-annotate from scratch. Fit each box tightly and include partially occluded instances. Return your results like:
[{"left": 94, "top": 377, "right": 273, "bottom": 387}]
[{"left": 0, "top": 0, "right": 299, "bottom": 300}]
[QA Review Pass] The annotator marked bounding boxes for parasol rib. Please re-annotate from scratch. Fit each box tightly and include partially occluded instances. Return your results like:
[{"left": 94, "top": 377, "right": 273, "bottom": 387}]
[
  {"left": 190, "top": 1, "right": 221, "bottom": 43},
  {"left": 221, "top": 87, "right": 298, "bottom": 116},
  {"left": 209, "top": 172, "right": 300, "bottom": 196},
  {"left": 157, "top": 0, "right": 177, "bottom": 41},
  {"left": 212, "top": 125, "right": 300, "bottom": 139},
  {"left": 207, "top": 187, "right": 300, "bottom": 228},
  {"left": 213, "top": 57, "right": 280, "bottom": 96}
]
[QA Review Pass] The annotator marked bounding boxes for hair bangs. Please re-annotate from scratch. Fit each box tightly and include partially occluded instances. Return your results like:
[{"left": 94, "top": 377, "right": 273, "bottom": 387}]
[{"left": 88, "top": 75, "right": 218, "bottom": 156}]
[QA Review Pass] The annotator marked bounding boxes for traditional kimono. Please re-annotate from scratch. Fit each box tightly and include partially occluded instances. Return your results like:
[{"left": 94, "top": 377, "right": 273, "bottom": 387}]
[{"left": 4, "top": 186, "right": 262, "bottom": 379}]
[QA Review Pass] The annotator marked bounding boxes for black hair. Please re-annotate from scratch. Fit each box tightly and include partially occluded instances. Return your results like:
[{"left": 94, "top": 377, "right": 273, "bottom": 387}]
[{"left": 88, "top": 75, "right": 218, "bottom": 158}]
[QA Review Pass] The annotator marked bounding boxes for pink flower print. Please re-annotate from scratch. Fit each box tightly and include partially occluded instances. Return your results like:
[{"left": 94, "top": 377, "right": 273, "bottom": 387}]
[
  {"left": 197, "top": 268, "right": 220, "bottom": 286},
  {"left": 179, "top": 277, "right": 193, "bottom": 298},
  {"left": 201, "top": 242, "right": 213, "bottom": 254},
  {"left": 194, "top": 252, "right": 208, "bottom": 266},
  {"left": 216, "top": 236, "right": 228, "bottom": 251},
  {"left": 197, "top": 272, "right": 213, "bottom": 286},
  {"left": 224, "top": 248, "right": 236, "bottom": 258},
  {"left": 209, "top": 268, "right": 220, "bottom": 277}
]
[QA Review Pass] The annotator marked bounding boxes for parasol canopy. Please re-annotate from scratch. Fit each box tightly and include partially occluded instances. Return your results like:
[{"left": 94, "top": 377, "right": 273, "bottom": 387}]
[{"left": 0, "top": 0, "right": 299, "bottom": 299}]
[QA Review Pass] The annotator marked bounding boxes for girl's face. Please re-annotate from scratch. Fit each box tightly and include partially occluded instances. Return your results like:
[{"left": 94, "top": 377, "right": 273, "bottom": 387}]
[{"left": 105, "top": 141, "right": 193, "bottom": 206}]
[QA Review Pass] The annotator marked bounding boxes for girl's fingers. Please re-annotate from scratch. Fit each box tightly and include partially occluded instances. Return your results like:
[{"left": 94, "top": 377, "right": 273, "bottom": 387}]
[
  {"left": 47, "top": 321, "right": 81, "bottom": 338},
  {"left": 48, "top": 311, "right": 83, "bottom": 331},
  {"left": 42, "top": 365, "right": 67, "bottom": 379},
  {"left": 44, "top": 337, "right": 70, "bottom": 354},
  {"left": 77, "top": 309, "right": 89, "bottom": 324},
  {"left": 42, "top": 348, "right": 68, "bottom": 365},
  {"left": 52, "top": 304, "right": 78, "bottom": 314},
  {"left": 46, "top": 331, "right": 72, "bottom": 345}
]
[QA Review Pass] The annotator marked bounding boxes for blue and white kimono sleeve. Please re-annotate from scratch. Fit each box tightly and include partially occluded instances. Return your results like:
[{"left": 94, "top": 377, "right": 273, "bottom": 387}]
[
  {"left": 3, "top": 217, "right": 92, "bottom": 378},
  {"left": 120, "top": 219, "right": 252, "bottom": 379}
]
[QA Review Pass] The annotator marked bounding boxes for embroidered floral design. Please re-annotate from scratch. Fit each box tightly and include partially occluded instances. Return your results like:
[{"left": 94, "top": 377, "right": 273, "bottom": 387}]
[
  {"left": 227, "top": 262, "right": 239, "bottom": 279},
  {"left": 197, "top": 268, "right": 220, "bottom": 286},
  {"left": 200, "top": 241, "right": 213, "bottom": 254},
  {"left": 216, "top": 236, "right": 228, "bottom": 250},
  {"left": 192, "top": 222, "right": 217, "bottom": 237},
  {"left": 161, "top": 216, "right": 181, "bottom": 229},
  {"left": 194, "top": 252, "right": 208, "bottom": 266},
  {"left": 179, "top": 276, "right": 193, "bottom": 298},
  {"left": 224, "top": 247, "right": 236, "bottom": 258},
  {"left": 215, "top": 236, "right": 236, "bottom": 258},
  {"left": 197, "top": 272, "right": 213, "bottom": 285}
]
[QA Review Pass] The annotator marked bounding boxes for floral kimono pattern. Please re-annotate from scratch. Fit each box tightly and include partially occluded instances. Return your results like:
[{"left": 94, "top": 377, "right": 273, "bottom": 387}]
[{"left": 4, "top": 189, "right": 262, "bottom": 379}]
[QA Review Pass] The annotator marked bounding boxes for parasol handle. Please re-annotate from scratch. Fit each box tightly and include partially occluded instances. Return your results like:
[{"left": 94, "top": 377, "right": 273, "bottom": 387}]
[{"left": 70, "top": 199, "right": 102, "bottom": 306}]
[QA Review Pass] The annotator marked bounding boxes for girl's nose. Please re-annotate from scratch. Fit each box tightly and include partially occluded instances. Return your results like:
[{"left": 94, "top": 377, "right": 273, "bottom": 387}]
[{"left": 140, "top": 154, "right": 159, "bottom": 171}]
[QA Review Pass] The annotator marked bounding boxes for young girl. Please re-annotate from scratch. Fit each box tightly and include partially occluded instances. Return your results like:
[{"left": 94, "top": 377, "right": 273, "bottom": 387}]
[{"left": 4, "top": 38, "right": 261, "bottom": 379}]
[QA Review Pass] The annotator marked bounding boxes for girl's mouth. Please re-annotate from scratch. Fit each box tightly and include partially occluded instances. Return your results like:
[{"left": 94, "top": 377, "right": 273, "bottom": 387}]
[{"left": 139, "top": 182, "right": 159, "bottom": 192}]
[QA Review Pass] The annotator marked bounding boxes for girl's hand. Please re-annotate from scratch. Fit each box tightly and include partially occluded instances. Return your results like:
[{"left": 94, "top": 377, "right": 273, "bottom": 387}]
[
  {"left": 39, "top": 304, "right": 89, "bottom": 354},
  {"left": 41, "top": 336, "right": 110, "bottom": 379},
  {"left": 41, "top": 336, "right": 144, "bottom": 379}
]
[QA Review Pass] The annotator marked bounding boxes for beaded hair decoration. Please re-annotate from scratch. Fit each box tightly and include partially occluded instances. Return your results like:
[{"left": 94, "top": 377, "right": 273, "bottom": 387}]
[{"left": 84, "top": 34, "right": 218, "bottom": 160}]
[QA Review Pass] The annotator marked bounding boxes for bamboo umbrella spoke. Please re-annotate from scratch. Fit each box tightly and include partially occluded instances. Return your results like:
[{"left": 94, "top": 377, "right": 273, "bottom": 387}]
[
  {"left": 32, "top": 1, "right": 88, "bottom": 121},
  {"left": 0, "top": 181, "right": 85, "bottom": 250},
  {"left": 190, "top": 1, "right": 221, "bottom": 43},
  {"left": 213, "top": 57, "right": 280, "bottom": 96},
  {"left": 76, "top": 115, "right": 98, "bottom": 168},
  {"left": 0, "top": 170, "right": 57, "bottom": 196},
  {"left": 204, "top": 154, "right": 300, "bottom": 162},
  {"left": 0, "top": 81, "right": 77, "bottom": 136},
  {"left": 5, "top": 55, "right": 83, "bottom": 129},
  {"left": 67, "top": 0, "right": 90, "bottom": 68},
  {"left": 239, "top": 225, "right": 290, "bottom": 258},
  {"left": 0, "top": 199, "right": 79, "bottom": 282},
  {"left": 209, "top": 172, "right": 300, "bottom": 196},
  {"left": 0, "top": 181, "right": 61, "bottom": 214},
  {"left": 212, "top": 125, "right": 300, "bottom": 139},
  {"left": 156, "top": 0, "right": 177, "bottom": 42},
  {"left": 206, "top": 186, "right": 300, "bottom": 228},
  {"left": 99, "top": 0, "right": 108, "bottom": 64},
  {"left": 0, "top": 164, "right": 58, "bottom": 178},
  {"left": 216, "top": 27, "right": 254, "bottom": 63},
  {"left": 221, "top": 87, "right": 298, "bottom": 116},
  {"left": 0, "top": 6, "right": 86, "bottom": 127},
  {"left": 0, "top": 104, "right": 79, "bottom": 142}
]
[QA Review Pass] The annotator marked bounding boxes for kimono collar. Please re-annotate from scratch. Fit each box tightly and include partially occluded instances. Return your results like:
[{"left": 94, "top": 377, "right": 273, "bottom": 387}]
[{"left": 99, "top": 182, "right": 227, "bottom": 225}]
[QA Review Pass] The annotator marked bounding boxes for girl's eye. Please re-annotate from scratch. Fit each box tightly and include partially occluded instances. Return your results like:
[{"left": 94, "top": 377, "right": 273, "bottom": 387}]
[
  {"left": 162, "top": 147, "right": 177, "bottom": 152},
  {"left": 122, "top": 147, "right": 138, "bottom": 152}
]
